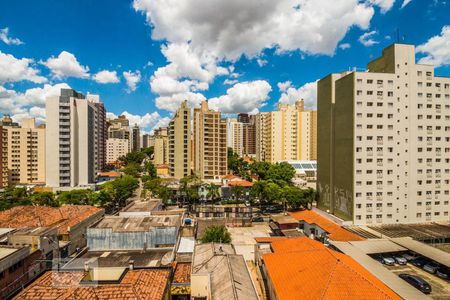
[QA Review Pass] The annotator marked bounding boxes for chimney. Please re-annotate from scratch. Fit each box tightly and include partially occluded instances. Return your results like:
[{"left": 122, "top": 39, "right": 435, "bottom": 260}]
[
  {"left": 129, "top": 260, "right": 135, "bottom": 270},
  {"left": 84, "top": 262, "right": 90, "bottom": 272}
]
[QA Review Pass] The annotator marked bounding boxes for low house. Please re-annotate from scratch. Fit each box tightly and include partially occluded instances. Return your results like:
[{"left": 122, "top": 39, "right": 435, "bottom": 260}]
[
  {"left": 97, "top": 171, "right": 121, "bottom": 182},
  {"left": 255, "top": 237, "right": 401, "bottom": 300},
  {"left": 119, "top": 200, "right": 162, "bottom": 217},
  {"left": 0, "top": 206, "right": 104, "bottom": 255},
  {"left": 191, "top": 243, "right": 258, "bottom": 300},
  {"left": 14, "top": 266, "right": 172, "bottom": 299},
  {"left": 87, "top": 215, "right": 181, "bottom": 251},
  {"left": 171, "top": 262, "right": 191, "bottom": 300}
]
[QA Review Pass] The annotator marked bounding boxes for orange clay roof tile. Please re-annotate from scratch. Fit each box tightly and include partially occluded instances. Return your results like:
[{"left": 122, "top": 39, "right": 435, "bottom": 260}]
[
  {"left": 289, "top": 210, "right": 364, "bottom": 241},
  {"left": 262, "top": 237, "right": 401, "bottom": 300}
]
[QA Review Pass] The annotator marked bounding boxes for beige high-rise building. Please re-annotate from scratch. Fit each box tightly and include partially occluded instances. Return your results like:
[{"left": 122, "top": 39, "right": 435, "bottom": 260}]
[
  {"left": 0, "top": 125, "right": 7, "bottom": 188},
  {"left": 193, "top": 101, "right": 227, "bottom": 180},
  {"left": 153, "top": 127, "right": 169, "bottom": 166},
  {"left": 4, "top": 118, "right": 45, "bottom": 185},
  {"left": 168, "top": 100, "right": 191, "bottom": 179},
  {"left": 46, "top": 89, "right": 107, "bottom": 188},
  {"left": 317, "top": 43, "right": 450, "bottom": 225},
  {"left": 106, "top": 138, "right": 130, "bottom": 163},
  {"left": 227, "top": 115, "right": 256, "bottom": 157},
  {"left": 255, "top": 100, "right": 317, "bottom": 163}
]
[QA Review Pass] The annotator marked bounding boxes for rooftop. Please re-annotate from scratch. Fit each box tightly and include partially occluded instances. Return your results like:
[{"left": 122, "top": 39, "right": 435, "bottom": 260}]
[
  {"left": 14, "top": 267, "right": 171, "bottom": 300},
  {"left": 122, "top": 200, "right": 161, "bottom": 212},
  {"left": 0, "top": 205, "right": 103, "bottom": 235},
  {"left": 0, "top": 246, "right": 19, "bottom": 260},
  {"left": 63, "top": 249, "right": 173, "bottom": 269},
  {"left": 368, "top": 222, "right": 450, "bottom": 240},
  {"left": 91, "top": 215, "right": 180, "bottom": 232},
  {"left": 227, "top": 180, "right": 253, "bottom": 187},
  {"left": 270, "top": 214, "right": 298, "bottom": 225},
  {"left": 289, "top": 210, "right": 364, "bottom": 241},
  {"left": 192, "top": 243, "right": 258, "bottom": 300},
  {"left": 262, "top": 237, "right": 401, "bottom": 300},
  {"left": 98, "top": 171, "right": 121, "bottom": 178},
  {"left": 173, "top": 262, "right": 191, "bottom": 284}
]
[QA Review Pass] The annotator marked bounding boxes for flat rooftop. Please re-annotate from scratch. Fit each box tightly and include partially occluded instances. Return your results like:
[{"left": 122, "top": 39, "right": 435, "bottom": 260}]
[
  {"left": 91, "top": 215, "right": 180, "bottom": 232},
  {"left": 271, "top": 214, "right": 298, "bottom": 225},
  {"left": 123, "top": 200, "right": 161, "bottom": 212},
  {"left": 368, "top": 222, "right": 450, "bottom": 240},
  {"left": 64, "top": 249, "right": 173, "bottom": 269},
  {"left": 0, "top": 247, "right": 19, "bottom": 260}
]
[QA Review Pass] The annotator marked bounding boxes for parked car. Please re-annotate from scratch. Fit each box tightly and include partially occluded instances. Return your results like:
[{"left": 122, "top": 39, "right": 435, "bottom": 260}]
[
  {"left": 251, "top": 216, "right": 264, "bottom": 222},
  {"left": 393, "top": 255, "right": 407, "bottom": 265},
  {"left": 261, "top": 205, "right": 283, "bottom": 214},
  {"left": 423, "top": 262, "right": 440, "bottom": 274},
  {"left": 402, "top": 252, "right": 417, "bottom": 261},
  {"left": 398, "top": 274, "right": 432, "bottom": 294},
  {"left": 436, "top": 267, "right": 450, "bottom": 280},
  {"left": 411, "top": 257, "right": 429, "bottom": 268},
  {"left": 378, "top": 256, "right": 395, "bottom": 266}
]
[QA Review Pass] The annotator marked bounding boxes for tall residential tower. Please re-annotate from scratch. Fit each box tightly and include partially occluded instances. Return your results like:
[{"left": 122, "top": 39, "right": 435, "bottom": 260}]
[{"left": 168, "top": 101, "right": 191, "bottom": 179}]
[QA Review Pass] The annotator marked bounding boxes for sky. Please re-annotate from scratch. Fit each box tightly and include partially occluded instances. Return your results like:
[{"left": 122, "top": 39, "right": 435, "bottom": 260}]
[{"left": 1, "top": 0, "right": 449, "bottom": 133}]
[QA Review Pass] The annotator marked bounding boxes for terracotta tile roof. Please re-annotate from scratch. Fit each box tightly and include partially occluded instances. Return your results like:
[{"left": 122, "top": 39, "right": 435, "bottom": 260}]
[
  {"left": 228, "top": 180, "right": 253, "bottom": 187},
  {"left": 289, "top": 210, "right": 364, "bottom": 241},
  {"left": 0, "top": 205, "right": 103, "bottom": 235},
  {"left": 14, "top": 268, "right": 170, "bottom": 300},
  {"left": 254, "top": 237, "right": 288, "bottom": 243},
  {"left": 262, "top": 238, "right": 401, "bottom": 300},
  {"left": 172, "top": 262, "right": 191, "bottom": 284},
  {"left": 222, "top": 174, "right": 241, "bottom": 180},
  {"left": 98, "top": 171, "right": 121, "bottom": 177}
]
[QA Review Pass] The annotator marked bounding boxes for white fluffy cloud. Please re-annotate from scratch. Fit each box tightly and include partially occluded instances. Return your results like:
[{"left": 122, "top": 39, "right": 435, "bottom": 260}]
[
  {"left": 339, "top": 43, "right": 351, "bottom": 50},
  {"left": 134, "top": 0, "right": 374, "bottom": 59},
  {"left": 93, "top": 70, "right": 120, "bottom": 84},
  {"left": 123, "top": 70, "right": 141, "bottom": 92},
  {"left": 0, "top": 27, "right": 24, "bottom": 45},
  {"left": 417, "top": 26, "right": 450, "bottom": 67},
  {"left": 278, "top": 80, "right": 317, "bottom": 109},
  {"left": 401, "top": 0, "right": 412, "bottom": 9},
  {"left": 0, "top": 51, "right": 47, "bottom": 83},
  {"left": 367, "top": 0, "right": 395, "bottom": 13},
  {"left": 155, "top": 92, "right": 206, "bottom": 112},
  {"left": 107, "top": 111, "right": 170, "bottom": 134},
  {"left": 0, "top": 83, "right": 69, "bottom": 123},
  {"left": 277, "top": 81, "right": 292, "bottom": 92},
  {"left": 359, "top": 30, "right": 379, "bottom": 46},
  {"left": 208, "top": 80, "right": 272, "bottom": 114},
  {"left": 42, "top": 51, "right": 90, "bottom": 79}
]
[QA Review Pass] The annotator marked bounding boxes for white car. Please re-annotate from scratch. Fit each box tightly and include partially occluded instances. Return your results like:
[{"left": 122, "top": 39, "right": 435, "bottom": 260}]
[
  {"left": 380, "top": 256, "right": 395, "bottom": 266},
  {"left": 393, "top": 256, "right": 407, "bottom": 265}
]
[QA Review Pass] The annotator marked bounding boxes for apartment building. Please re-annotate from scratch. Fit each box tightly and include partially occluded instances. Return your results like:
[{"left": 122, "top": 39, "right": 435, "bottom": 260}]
[
  {"left": 46, "top": 89, "right": 107, "bottom": 188},
  {"left": 193, "top": 101, "right": 227, "bottom": 180},
  {"left": 227, "top": 114, "right": 256, "bottom": 157},
  {"left": 131, "top": 124, "right": 140, "bottom": 151},
  {"left": 5, "top": 118, "right": 45, "bottom": 185},
  {"left": 153, "top": 127, "right": 169, "bottom": 166},
  {"left": 106, "top": 138, "right": 130, "bottom": 162},
  {"left": 317, "top": 43, "right": 450, "bottom": 225},
  {"left": 255, "top": 100, "right": 317, "bottom": 163},
  {"left": 168, "top": 100, "right": 191, "bottom": 179},
  {"left": 0, "top": 125, "right": 8, "bottom": 188}
]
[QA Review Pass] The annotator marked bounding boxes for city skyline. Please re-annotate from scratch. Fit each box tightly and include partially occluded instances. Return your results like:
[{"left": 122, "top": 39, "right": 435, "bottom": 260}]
[{"left": 1, "top": 0, "right": 450, "bottom": 134}]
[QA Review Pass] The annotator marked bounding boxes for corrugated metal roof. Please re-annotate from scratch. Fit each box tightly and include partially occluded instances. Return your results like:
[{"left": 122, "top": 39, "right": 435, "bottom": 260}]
[
  {"left": 348, "top": 239, "right": 407, "bottom": 254},
  {"left": 390, "top": 237, "right": 450, "bottom": 268}
]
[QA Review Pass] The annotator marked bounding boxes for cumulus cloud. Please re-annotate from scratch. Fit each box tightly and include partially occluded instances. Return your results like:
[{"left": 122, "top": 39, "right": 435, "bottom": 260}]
[
  {"left": 339, "top": 43, "right": 351, "bottom": 50},
  {"left": 0, "top": 51, "right": 47, "bottom": 83},
  {"left": 107, "top": 111, "right": 170, "bottom": 134},
  {"left": 278, "top": 80, "right": 317, "bottom": 109},
  {"left": 277, "top": 81, "right": 292, "bottom": 93},
  {"left": 417, "top": 26, "right": 450, "bottom": 67},
  {"left": 123, "top": 70, "right": 141, "bottom": 92},
  {"left": 256, "top": 58, "right": 268, "bottom": 67},
  {"left": 367, "top": 0, "right": 395, "bottom": 13},
  {"left": 358, "top": 30, "right": 379, "bottom": 46},
  {"left": 0, "top": 83, "right": 69, "bottom": 123},
  {"left": 208, "top": 80, "right": 272, "bottom": 114},
  {"left": 155, "top": 92, "right": 206, "bottom": 112},
  {"left": 0, "top": 27, "right": 24, "bottom": 45},
  {"left": 223, "top": 79, "right": 238, "bottom": 85},
  {"left": 93, "top": 70, "right": 120, "bottom": 84},
  {"left": 42, "top": 51, "right": 90, "bottom": 79}
]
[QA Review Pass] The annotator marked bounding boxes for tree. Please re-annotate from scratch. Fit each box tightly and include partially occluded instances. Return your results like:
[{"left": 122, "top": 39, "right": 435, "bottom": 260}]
[
  {"left": 266, "top": 162, "right": 296, "bottom": 183},
  {"left": 262, "top": 181, "right": 282, "bottom": 204},
  {"left": 30, "top": 192, "right": 58, "bottom": 207},
  {"left": 121, "top": 162, "right": 143, "bottom": 178},
  {"left": 201, "top": 225, "right": 231, "bottom": 244},
  {"left": 205, "top": 183, "right": 220, "bottom": 201},
  {"left": 227, "top": 148, "right": 250, "bottom": 179},
  {"left": 92, "top": 190, "right": 113, "bottom": 206},
  {"left": 231, "top": 185, "right": 245, "bottom": 201},
  {"left": 57, "top": 189, "right": 94, "bottom": 205},
  {"left": 104, "top": 175, "right": 139, "bottom": 207},
  {"left": 155, "top": 186, "right": 172, "bottom": 205},
  {"left": 0, "top": 187, "right": 32, "bottom": 211},
  {"left": 250, "top": 161, "right": 271, "bottom": 180},
  {"left": 144, "top": 161, "right": 157, "bottom": 179},
  {"left": 119, "top": 151, "right": 146, "bottom": 165},
  {"left": 141, "top": 146, "right": 154, "bottom": 158},
  {"left": 283, "top": 186, "right": 306, "bottom": 210}
]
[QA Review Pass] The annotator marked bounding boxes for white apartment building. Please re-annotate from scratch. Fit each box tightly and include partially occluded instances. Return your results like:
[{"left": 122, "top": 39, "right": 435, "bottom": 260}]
[
  {"left": 317, "top": 43, "right": 450, "bottom": 225},
  {"left": 106, "top": 138, "right": 130, "bottom": 163},
  {"left": 226, "top": 118, "right": 243, "bottom": 156},
  {"left": 46, "top": 89, "right": 107, "bottom": 188}
]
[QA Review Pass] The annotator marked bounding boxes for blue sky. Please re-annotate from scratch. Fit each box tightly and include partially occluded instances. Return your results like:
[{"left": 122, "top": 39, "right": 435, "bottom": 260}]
[{"left": 1, "top": 0, "right": 449, "bottom": 132}]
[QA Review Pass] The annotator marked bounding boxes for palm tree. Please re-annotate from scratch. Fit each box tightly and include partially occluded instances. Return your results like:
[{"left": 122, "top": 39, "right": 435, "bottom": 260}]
[{"left": 206, "top": 183, "right": 220, "bottom": 201}]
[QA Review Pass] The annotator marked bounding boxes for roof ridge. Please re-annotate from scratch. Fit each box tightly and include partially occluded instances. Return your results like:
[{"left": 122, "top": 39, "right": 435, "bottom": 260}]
[
  {"left": 325, "top": 249, "right": 398, "bottom": 299},
  {"left": 319, "top": 255, "right": 339, "bottom": 300}
]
